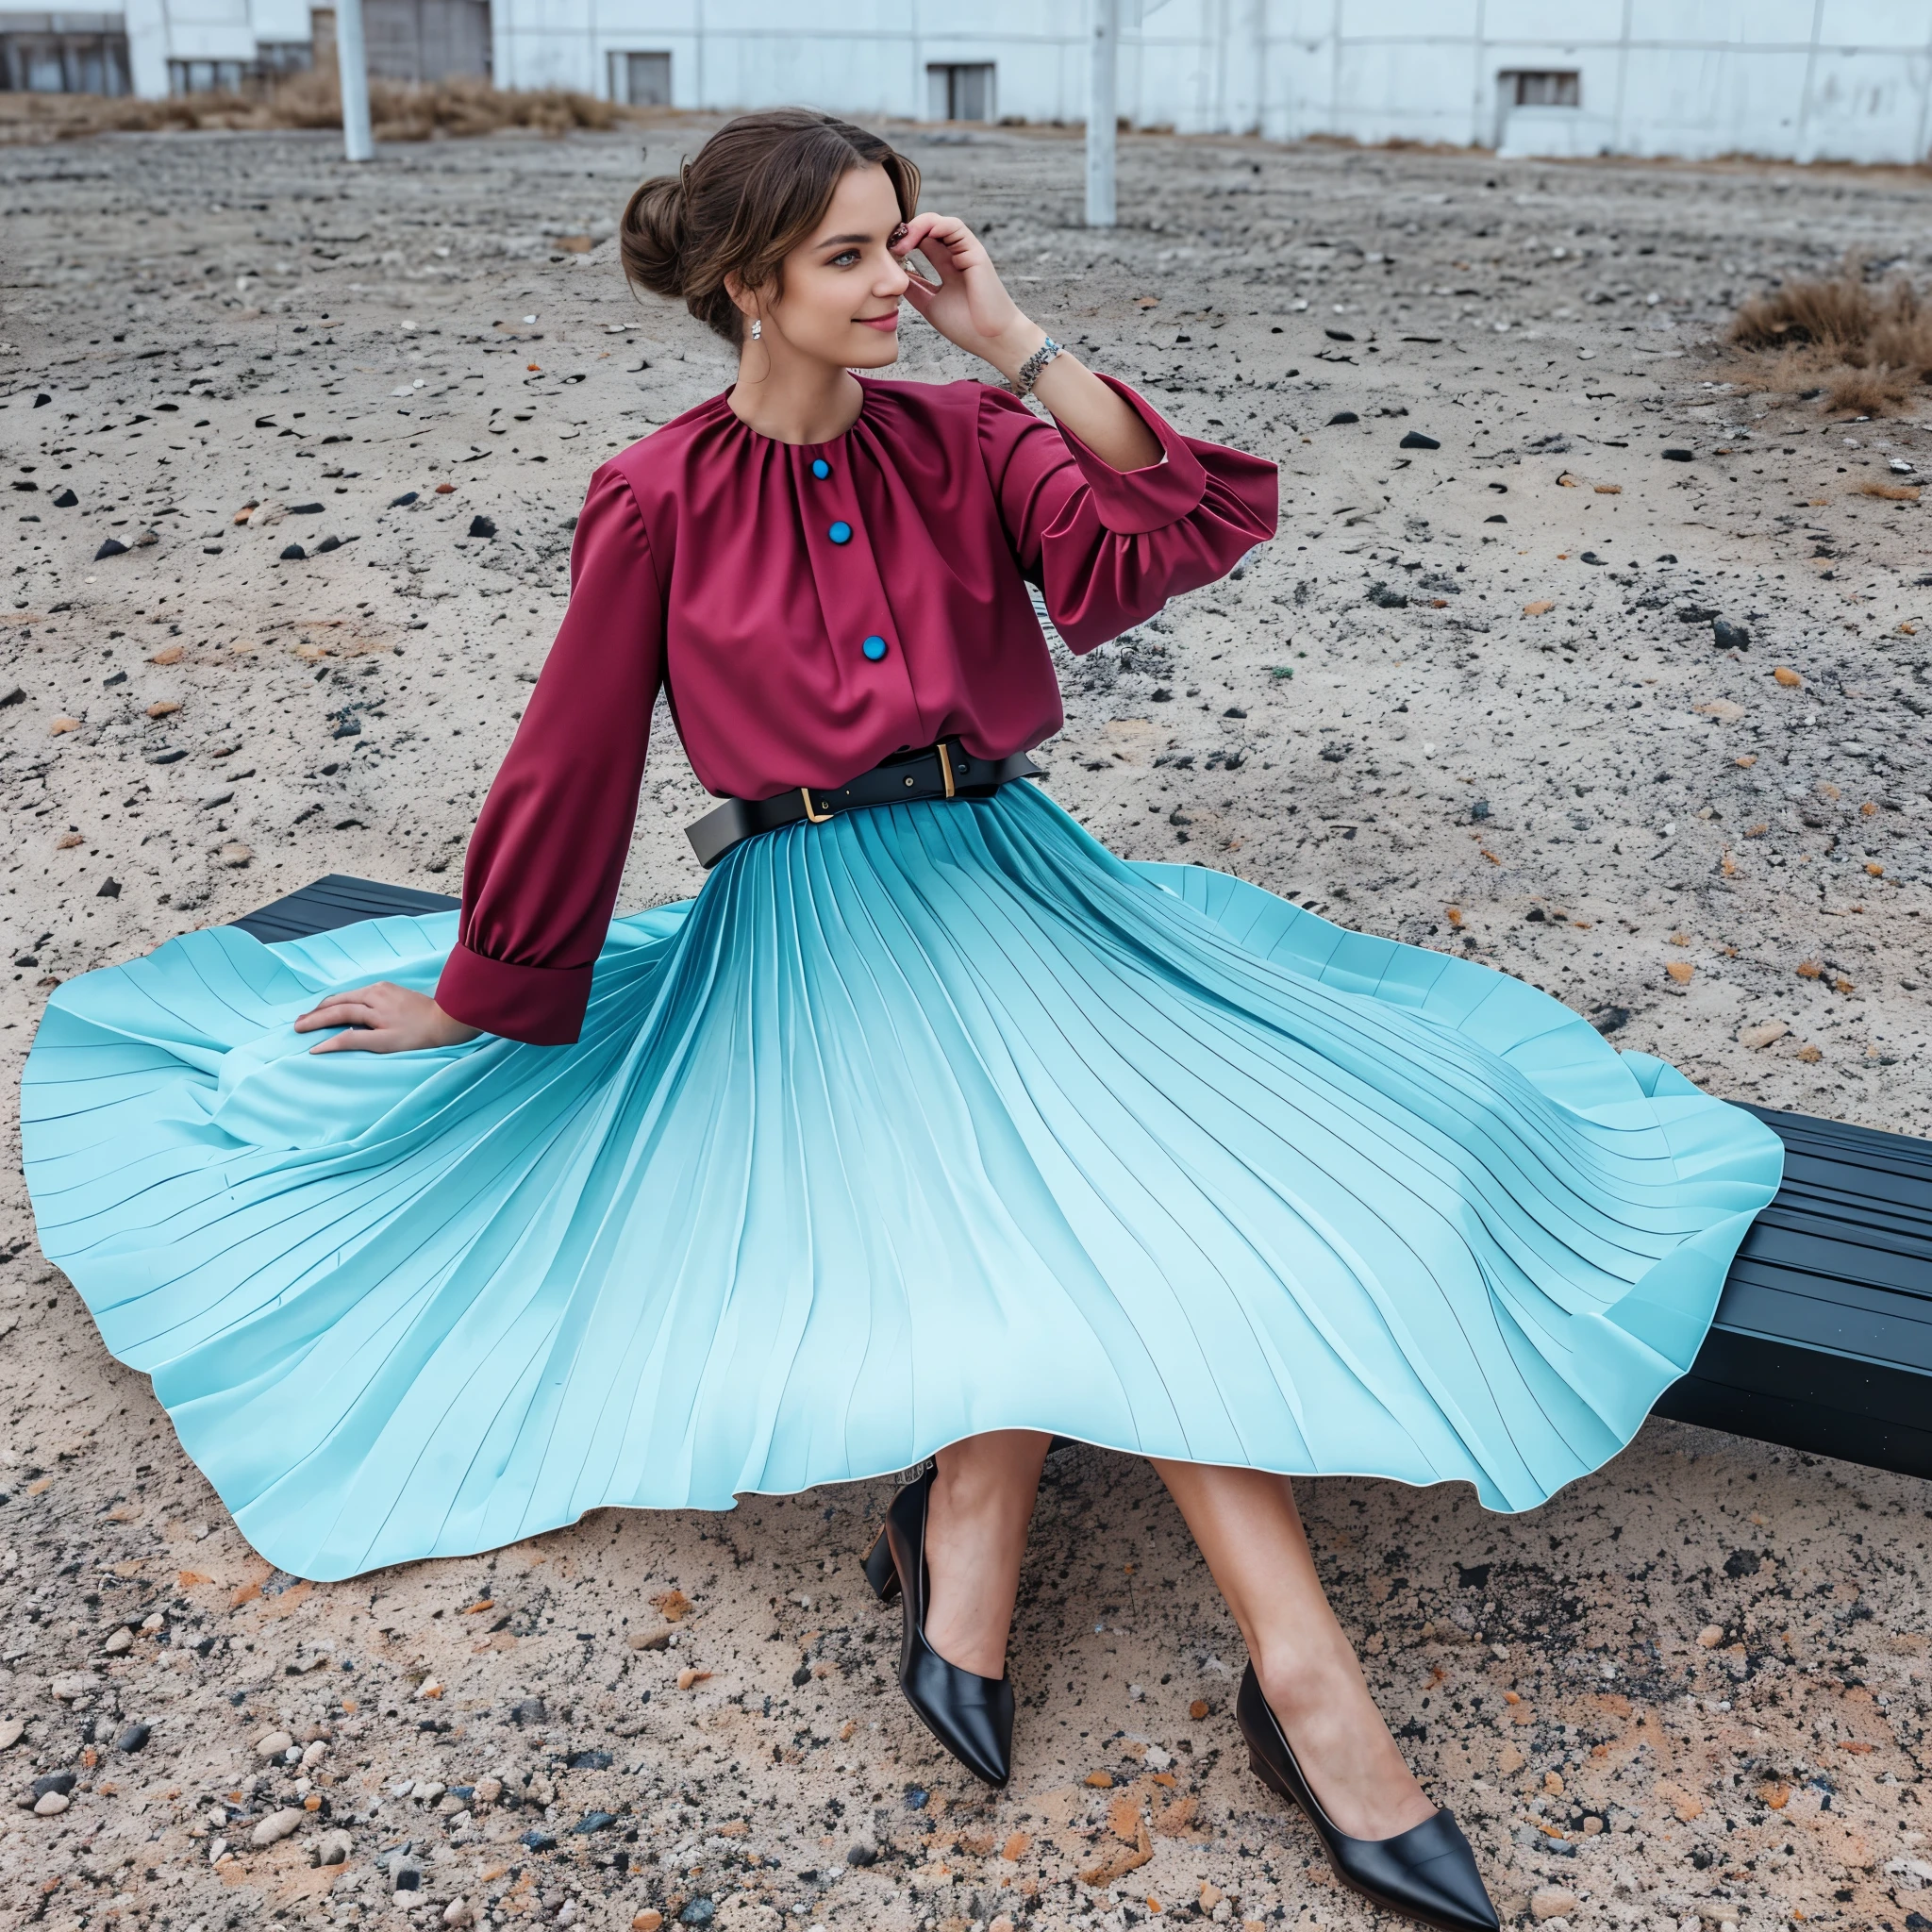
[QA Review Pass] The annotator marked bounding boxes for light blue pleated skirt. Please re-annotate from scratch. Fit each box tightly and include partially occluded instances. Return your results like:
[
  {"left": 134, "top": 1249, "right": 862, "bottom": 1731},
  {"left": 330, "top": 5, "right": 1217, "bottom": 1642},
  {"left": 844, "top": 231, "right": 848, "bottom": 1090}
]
[{"left": 20, "top": 780, "right": 1783, "bottom": 1580}]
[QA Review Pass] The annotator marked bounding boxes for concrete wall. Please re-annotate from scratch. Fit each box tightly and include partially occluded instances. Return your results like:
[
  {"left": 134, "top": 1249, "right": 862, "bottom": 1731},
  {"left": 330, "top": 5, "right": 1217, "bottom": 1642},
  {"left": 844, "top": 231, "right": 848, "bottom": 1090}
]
[
  {"left": 106, "top": 0, "right": 1932, "bottom": 166},
  {"left": 490, "top": 0, "right": 1932, "bottom": 164}
]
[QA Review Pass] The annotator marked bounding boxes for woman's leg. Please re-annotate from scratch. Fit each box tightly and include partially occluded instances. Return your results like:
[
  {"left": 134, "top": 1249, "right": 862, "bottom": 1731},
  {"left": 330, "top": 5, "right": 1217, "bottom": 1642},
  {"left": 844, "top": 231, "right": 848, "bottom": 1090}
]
[
  {"left": 920, "top": 1429, "right": 1053, "bottom": 1678},
  {"left": 1152, "top": 1458, "right": 1436, "bottom": 1841}
]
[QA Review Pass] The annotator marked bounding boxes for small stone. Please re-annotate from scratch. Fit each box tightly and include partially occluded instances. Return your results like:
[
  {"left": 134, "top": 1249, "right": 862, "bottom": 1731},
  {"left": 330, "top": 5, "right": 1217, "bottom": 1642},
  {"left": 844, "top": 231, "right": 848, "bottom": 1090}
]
[
  {"left": 443, "top": 1903, "right": 476, "bottom": 1927},
  {"left": 247, "top": 501, "right": 288, "bottom": 526},
  {"left": 1713, "top": 618, "right": 1751, "bottom": 650},
  {"left": 1697, "top": 1624, "right": 1725, "bottom": 1647},
  {"left": 1399, "top": 430, "right": 1441, "bottom": 449},
  {"left": 280, "top": 543, "right": 307, "bottom": 561},
  {"left": 134, "top": 527, "right": 158, "bottom": 546},
  {"left": 572, "top": 1809, "right": 617, "bottom": 1834},
  {"left": 52, "top": 488, "right": 77, "bottom": 508},
  {"left": 1497, "top": 1743, "right": 1525, "bottom": 1774},
  {"left": 49, "top": 715, "right": 80, "bottom": 734},
  {"left": 474, "top": 1776, "right": 503, "bottom": 1804},
  {"left": 103, "top": 1627, "right": 133, "bottom": 1654},
  {"left": 845, "top": 1842, "right": 878, "bottom": 1866},
  {"left": 1662, "top": 448, "right": 1694, "bottom": 462},
  {"left": 680, "top": 1902, "right": 715, "bottom": 1927},
  {"left": 255, "top": 1727, "right": 295, "bottom": 1759},
  {"left": 1739, "top": 1021, "right": 1789, "bottom": 1050},
  {"left": 468, "top": 514, "right": 497, "bottom": 539},
  {"left": 390, "top": 491, "right": 420, "bottom": 508},
  {"left": 0, "top": 686, "right": 23, "bottom": 708},
  {"left": 93, "top": 537, "right": 128, "bottom": 559},
  {"left": 0, "top": 1719, "right": 24, "bottom": 1751},
  {"left": 1773, "top": 665, "right": 1804, "bottom": 687},
  {"left": 314, "top": 1829, "right": 352, "bottom": 1866},
  {"left": 33, "top": 1790, "right": 68, "bottom": 1816},
  {"left": 633, "top": 1915, "right": 664, "bottom": 1932},
  {"left": 675, "top": 1666, "right": 711, "bottom": 1690},
  {"left": 252, "top": 1806, "right": 305, "bottom": 1846},
  {"left": 520, "top": 1829, "right": 558, "bottom": 1853},
  {"left": 627, "top": 1625, "right": 674, "bottom": 1650},
  {"left": 1523, "top": 599, "right": 1556, "bottom": 616},
  {"left": 1326, "top": 410, "right": 1359, "bottom": 425},
  {"left": 1531, "top": 1889, "right": 1579, "bottom": 1921},
  {"left": 199, "top": 790, "right": 235, "bottom": 810},
  {"left": 1665, "top": 959, "right": 1694, "bottom": 984},
  {"left": 32, "top": 1771, "right": 76, "bottom": 1797},
  {"left": 218, "top": 843, "right": 254, "bottom": 868}
]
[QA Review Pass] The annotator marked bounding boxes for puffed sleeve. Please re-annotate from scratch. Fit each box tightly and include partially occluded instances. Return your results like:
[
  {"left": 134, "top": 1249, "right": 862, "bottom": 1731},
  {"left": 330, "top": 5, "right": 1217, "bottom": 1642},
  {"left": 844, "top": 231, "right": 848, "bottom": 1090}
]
[
  {"left": 976, "top": 375, "right": 1277, "bottom": 652},
  {"left": 433, "top": 464, "right": 664, "bottom": 1046}
]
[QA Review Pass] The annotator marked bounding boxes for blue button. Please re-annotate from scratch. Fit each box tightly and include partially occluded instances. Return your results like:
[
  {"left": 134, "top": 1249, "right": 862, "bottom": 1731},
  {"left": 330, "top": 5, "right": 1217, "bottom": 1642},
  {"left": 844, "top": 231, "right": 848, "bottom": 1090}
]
[
  {"left": 810, "top": 458, "right": 830, "bottom": 480},
  {"left": 828, "top": 521, "right": 852, "bottom": 544},
  {"left": 861, "top": 634, "right": 888, "bottom": 661}
]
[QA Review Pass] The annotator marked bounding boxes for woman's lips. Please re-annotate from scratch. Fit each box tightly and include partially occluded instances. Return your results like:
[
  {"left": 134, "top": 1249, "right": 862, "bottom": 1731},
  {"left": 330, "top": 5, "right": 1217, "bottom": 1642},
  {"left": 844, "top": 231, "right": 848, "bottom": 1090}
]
[{"left": 856, "top": 312, "right": 900, "bottom": 332}]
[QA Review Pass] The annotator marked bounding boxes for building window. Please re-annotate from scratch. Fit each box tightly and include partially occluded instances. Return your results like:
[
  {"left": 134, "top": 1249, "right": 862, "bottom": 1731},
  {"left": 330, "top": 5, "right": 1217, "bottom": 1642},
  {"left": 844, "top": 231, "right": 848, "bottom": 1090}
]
[
  {"left": 927, "top": 62, "right": 993, "bottom": 123},
  {"left": 1504, "top": 70, "right": 1580, "bottom": 108},
  {"left": 609, "top": 49, "right": 670, "bottom": 107},
  {"left": 0, "top": 23, "right": 131, "bottom": 94},
  {"left": 168, "top": 58, "right": 256, "bottom": 94},
  {"left": 258, "top": 41, "right": 313, "bottom": 75}
]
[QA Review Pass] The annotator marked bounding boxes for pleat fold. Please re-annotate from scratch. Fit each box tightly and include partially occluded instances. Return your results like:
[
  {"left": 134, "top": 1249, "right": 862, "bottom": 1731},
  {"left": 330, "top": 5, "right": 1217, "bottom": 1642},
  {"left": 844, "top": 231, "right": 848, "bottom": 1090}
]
[{"left": 20, "top": 784, "right": 1782, "bottom": 1579}]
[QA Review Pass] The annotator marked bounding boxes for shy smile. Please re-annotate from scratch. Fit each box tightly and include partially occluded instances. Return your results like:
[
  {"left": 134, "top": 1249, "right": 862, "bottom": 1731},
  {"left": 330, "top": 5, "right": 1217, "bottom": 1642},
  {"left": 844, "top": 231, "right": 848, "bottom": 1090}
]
[{"left": 856, "top": 311, "right": 900, "bottom": 332}]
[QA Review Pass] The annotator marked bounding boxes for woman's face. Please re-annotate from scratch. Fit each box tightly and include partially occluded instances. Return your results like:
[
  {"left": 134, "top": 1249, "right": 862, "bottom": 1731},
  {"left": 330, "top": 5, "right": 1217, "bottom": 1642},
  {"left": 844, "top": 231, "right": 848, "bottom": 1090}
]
[{"left": 746, "top": 163, "right": 911, "bottom": 370}]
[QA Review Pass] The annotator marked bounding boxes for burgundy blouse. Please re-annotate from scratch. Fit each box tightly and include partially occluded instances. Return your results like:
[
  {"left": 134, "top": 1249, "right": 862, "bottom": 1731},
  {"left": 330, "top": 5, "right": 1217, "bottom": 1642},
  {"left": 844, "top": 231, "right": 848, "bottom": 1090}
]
[{"left": 435, "top": 374, "right": 1278, "bottom": 1044}]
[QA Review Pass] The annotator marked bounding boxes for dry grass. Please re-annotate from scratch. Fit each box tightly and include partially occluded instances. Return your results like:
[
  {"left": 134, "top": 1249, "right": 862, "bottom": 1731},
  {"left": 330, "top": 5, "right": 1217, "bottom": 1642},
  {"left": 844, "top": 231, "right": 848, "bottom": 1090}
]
[
  {"left": 1725, "top": 266, "right": 1932, "bottom": 416},
  {"left": 0, "top": 70, "right": 621, "bottom": 144},
  {"left": 1857, "top": 480, "right": 1923, "bottom": 502}
]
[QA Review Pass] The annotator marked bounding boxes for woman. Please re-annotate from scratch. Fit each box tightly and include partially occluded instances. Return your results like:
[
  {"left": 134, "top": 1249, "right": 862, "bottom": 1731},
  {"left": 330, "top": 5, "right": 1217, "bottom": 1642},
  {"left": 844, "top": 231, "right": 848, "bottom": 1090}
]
[{"left": 22, "top": 110, "right": 1783, "bottom": 1932}]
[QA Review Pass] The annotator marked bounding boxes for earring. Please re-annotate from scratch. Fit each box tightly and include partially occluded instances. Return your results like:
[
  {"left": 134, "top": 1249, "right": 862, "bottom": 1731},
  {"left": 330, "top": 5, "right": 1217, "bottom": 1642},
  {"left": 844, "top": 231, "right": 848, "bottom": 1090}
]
[{"left": 750, "top": 318, "right": 762, "bottom": 341}]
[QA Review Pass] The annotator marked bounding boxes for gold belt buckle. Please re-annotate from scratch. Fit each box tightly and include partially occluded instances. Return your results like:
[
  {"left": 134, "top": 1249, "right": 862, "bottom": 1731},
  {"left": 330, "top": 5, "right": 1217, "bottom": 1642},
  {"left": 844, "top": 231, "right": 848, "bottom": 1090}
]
[
  {"left": 935, "top": 741, "right": 957, "bottom": 799},
  {"left": 800, "top": 787, "right": 834, "bottom": 824}
]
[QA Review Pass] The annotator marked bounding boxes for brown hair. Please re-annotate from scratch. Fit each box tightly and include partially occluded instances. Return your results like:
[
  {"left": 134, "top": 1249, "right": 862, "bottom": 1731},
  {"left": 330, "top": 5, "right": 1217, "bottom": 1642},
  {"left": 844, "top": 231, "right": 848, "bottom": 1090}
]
[{"left": 622, "top": 108, "right": 922, "bottom": 346}]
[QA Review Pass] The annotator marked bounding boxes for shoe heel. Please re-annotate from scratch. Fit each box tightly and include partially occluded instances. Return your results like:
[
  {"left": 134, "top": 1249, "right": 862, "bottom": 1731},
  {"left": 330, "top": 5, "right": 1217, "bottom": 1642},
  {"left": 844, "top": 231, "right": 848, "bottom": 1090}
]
[
  {"left": 1248, "top": 1752, "right": 1301, "bottom": 1813},
  {"left": 863, "top": 1527, "right": 900, "bottom": 1604}
]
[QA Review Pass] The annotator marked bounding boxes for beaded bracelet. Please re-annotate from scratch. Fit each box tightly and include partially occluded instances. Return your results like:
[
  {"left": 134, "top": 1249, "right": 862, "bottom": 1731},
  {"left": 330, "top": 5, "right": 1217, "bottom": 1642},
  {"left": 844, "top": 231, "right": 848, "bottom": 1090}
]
[{"left": 1007, "top": 335, "right": 1063, "bottom": 399}]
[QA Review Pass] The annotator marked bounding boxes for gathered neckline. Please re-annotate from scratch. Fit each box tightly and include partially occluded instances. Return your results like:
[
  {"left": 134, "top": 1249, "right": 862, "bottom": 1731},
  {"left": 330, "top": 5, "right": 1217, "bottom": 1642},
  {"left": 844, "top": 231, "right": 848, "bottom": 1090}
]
[{"left": 719, "top": 374, "right": 876, "bottom": 451}]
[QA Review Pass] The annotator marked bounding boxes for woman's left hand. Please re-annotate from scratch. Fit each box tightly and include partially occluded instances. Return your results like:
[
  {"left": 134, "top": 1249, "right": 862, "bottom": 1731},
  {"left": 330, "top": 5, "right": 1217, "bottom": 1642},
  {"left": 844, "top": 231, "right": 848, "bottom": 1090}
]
[{"left": 894, "top": 213, "right": 1044, "bottom": 384}]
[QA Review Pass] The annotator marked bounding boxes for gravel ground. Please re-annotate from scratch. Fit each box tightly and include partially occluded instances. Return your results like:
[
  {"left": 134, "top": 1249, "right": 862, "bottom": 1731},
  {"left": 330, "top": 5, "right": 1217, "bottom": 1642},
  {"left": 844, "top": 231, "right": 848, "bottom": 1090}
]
[{"left": 0, "top": 118, "right": 1929, "bottom": 1932}]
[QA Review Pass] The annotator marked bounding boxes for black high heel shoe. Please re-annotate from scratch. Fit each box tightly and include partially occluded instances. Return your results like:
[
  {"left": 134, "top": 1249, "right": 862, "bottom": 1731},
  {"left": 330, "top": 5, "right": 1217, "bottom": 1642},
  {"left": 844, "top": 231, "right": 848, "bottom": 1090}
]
[
  {"left": 1236, "top": 1663, "right": 1499, "bottom": 1932},
  {"left": 862, "top": 1465, "right": 1014, "bottom": 1789}
]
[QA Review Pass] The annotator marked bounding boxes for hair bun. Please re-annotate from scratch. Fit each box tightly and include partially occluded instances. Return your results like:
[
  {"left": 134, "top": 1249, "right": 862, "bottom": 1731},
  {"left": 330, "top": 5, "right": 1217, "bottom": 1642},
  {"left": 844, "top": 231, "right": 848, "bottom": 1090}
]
[
  {"left": 620, "top": 110, "right": 921, "bottom": 347},
  {"left": 621, "top": 173, "right": 690, "bottom": 301}
]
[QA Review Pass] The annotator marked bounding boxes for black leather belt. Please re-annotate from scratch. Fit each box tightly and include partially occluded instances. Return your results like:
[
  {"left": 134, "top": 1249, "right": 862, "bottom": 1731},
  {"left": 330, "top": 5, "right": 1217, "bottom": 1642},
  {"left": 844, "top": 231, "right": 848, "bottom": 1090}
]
[{"left": 686, "top": 741, "right": 1044, "bottom": 869}]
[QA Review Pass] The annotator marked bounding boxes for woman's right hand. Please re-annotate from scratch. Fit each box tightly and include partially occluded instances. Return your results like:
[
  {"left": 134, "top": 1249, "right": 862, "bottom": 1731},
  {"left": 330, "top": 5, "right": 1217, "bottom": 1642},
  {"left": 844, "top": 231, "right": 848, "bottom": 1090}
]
[{"left": 293, "top": 982, "right": 484, "bottom": 1054}]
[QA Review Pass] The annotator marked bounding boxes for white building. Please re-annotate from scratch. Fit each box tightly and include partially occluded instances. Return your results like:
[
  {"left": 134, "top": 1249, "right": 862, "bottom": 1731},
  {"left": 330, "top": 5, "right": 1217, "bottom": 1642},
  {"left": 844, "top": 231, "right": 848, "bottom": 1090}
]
[{"left": 5, "top": 0, "right": 1932, "bottom": 171}]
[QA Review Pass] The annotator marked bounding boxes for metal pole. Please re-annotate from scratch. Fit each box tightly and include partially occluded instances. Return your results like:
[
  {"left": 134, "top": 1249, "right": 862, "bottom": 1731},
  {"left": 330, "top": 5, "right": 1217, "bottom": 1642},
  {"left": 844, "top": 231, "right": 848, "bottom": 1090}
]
[
  {"left": 335, "top": 0, "right": 374, "bottom": 163},
  {"left": 1086, "top": 0, "right": 1117, "bottom": 227}
]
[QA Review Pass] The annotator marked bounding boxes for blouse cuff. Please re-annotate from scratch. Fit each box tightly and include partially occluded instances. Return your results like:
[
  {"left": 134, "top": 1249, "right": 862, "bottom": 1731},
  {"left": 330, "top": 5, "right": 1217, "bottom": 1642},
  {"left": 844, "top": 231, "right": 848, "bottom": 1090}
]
[
  {"left": 435, "top": 941, "right": 591, "bottom": 1047},
  {"left": 1053, "top": 373, "right": 1209, "bottom": 536}
]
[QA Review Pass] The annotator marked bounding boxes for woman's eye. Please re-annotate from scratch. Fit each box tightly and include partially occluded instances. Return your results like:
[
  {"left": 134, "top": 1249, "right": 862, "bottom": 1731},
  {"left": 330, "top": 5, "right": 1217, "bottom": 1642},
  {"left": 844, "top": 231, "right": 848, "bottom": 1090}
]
[{"left": 830, "top": 250, "right": 860, "bottom": 268}]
